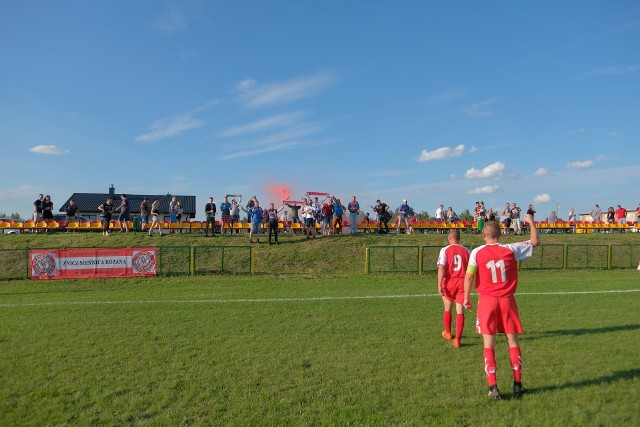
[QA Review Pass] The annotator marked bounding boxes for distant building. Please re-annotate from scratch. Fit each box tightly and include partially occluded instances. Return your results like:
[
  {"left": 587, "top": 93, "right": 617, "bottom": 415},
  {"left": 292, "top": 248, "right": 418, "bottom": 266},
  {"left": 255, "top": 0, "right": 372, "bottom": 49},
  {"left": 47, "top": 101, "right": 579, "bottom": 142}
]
[{"left": 58, "top": 185, "right": 196, "bottom": 222}]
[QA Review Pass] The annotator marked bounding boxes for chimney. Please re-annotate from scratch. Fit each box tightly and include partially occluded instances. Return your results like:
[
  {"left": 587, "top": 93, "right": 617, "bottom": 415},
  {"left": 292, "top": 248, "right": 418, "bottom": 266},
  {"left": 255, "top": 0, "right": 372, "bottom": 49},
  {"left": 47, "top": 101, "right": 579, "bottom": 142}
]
[{"left": 109, "top": 185, "right": 115, "bottom": 198}]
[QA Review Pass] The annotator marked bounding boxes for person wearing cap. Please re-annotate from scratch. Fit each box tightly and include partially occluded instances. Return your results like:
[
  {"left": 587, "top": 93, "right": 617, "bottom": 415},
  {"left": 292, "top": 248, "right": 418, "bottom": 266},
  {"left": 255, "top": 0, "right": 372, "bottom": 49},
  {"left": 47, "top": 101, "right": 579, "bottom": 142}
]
[{"left": 397, "top": 199, "right": 411, "bottom": 234}]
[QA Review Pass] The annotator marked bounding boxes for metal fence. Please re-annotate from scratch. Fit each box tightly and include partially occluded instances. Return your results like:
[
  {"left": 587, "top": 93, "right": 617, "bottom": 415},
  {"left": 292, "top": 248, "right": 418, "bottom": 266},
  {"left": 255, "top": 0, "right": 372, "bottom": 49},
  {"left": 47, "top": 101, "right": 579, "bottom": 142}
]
[
  {"left": 366, "top": 244, "right": 640, "bottom": 273},
  {"left": 0, "top": 246, "right": 253, "bottom": 280}
]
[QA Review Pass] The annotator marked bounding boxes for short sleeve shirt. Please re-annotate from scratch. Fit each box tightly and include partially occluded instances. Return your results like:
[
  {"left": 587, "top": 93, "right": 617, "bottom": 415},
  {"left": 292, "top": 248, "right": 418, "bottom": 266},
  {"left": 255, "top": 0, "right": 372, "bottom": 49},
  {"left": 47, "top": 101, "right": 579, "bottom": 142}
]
[
  {"left": 468, "top": 241, "right": 534, "bottom": 297},
  {"left": 437, "top": 244, "right": 471, "bottom": 283}
]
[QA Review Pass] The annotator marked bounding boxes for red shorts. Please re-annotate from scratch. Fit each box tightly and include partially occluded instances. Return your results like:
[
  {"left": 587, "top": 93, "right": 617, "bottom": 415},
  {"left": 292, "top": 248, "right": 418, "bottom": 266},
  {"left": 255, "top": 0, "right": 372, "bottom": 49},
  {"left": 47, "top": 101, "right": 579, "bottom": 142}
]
[
  {"left": 442, "top": 278, "right": 464, "bottom": 304},
  {"left": 475, "top": 295, "right": 523, "bottom": 335}
]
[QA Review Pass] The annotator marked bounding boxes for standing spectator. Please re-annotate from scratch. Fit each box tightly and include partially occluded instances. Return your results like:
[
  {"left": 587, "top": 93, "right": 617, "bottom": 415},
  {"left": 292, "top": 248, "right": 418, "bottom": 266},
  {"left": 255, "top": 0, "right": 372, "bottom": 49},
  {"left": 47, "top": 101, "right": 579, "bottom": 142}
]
[
  {"left": 33, "top": 194, "right": 44, "bottom": 222},
  {"left": 347, "top": 196, "right": 360, "bottom": 235},
  {"left": 408, "top": 213, "right": 419, "bottom": 234},
  {"left": 590, "top": 204, "right": 602, "bottom": 222},
  {"left": 302, "top": 199, "right": 316, "bottom": 240},
  {"left": 332, "top": 196, "right": 346, "bottom": 234},
  {"left": 286, "top": 201, "right": 300, "bottom": 225},
  {"left": 175, "top": 201, "right": 183, "bottom": 230},
  {"left": 438, "top": 229, "right": 471, "bottom": 348},
  {"left": 615, "top": 205, "right": 627, "bottom": 225},
  {"left": 606, "top": 207, "right": 615, "bottom": 225},
  {"left": 463, "top": 214, "right": 539, "bottom": 399},
  {"left": 64, "top": 199, "right": 79, "bottom": 224},
  {"left": 435, "top": 204, "right": 444, "bottom": 223},
  {"left": 474, "top": 202, "right": 487, "bottom": 233},
  {"left": 510, "top": 203, "right": 521, "bottom": 235},
  {"left": 230, "top": 199, "right": 241, "bottom": 234},
  {"left": 116, "top": 194, "right": 130, "bottom": 233},
  {"left": 637, "top": 203, "right": 640, "bottom": 227},
  {"left": 548, "top": 210, "right": 558, "bottom": 224},
  {"left": 267, "top": 202, "right": 285, "bottom": 245},
  {"left": 98, "top": 198, "right": 114, "bottom": 236},
  {"left": 220, "top": 196, "right": 232, "bottom": 235},
  {"left": 373, "top": 199, "right": 390, "bottom": 234},
  {"left": 245, "top": 197, "right": 256, "bottom": 223},
  {"left": 169, "top": 196, "right": 178, "bottom": 233},
  {"left": 501, "top": 202, "right": 512, "bottom": 235},
  {"left": 567, "top": 208, "right": 576, "bottom": 223},
  {"left": 148, "top": 200, "right": 163, "bottom": 237},
  {"left": 243, "top": 197, "right": 263, "bottom": 244},
  {"left": 446, "top": 207, "right": 459, "bottom": 223},
  {"left": 397, "top": 200, "right": 411, "bottom": 233},
  {"left": 204, "top": 197, "right": 217, "bottom": 237},
  {"left": 487, "top": 208, "right": 497, "bottom": 222},
  {"left": 42, "top": 195, "right": 54, "bottom": 224},
  {"left": 321, "top": 198, "right": 333, "bottom": 235},
  {"left": 140, "top": 197, "right": 151, "bottom": 231}
]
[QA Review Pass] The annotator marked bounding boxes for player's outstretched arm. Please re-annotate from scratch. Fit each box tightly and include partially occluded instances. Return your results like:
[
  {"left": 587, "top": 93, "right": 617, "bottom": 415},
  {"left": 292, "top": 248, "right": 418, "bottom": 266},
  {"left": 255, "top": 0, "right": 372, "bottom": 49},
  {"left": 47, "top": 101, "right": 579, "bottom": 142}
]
[{"left": 525, "top": 213, "right": 539, "bottom": 247}]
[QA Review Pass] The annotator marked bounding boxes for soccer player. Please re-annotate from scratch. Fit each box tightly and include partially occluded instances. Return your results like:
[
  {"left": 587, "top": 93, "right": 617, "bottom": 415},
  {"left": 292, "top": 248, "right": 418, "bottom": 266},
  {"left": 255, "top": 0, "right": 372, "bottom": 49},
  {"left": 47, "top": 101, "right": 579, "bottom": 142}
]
[
  {"left": 463, "top": 214, "right": 539, "bottom": 399},
  {"left": 437, "top": 229, "right": 470, "bottom": 348}
]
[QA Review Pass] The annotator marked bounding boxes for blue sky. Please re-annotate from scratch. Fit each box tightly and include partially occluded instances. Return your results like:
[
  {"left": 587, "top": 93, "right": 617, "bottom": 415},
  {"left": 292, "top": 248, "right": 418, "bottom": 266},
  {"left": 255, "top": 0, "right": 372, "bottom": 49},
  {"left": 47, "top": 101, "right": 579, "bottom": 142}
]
[{"left": 1, "top": 1, "right": 639, "bottom": 221}]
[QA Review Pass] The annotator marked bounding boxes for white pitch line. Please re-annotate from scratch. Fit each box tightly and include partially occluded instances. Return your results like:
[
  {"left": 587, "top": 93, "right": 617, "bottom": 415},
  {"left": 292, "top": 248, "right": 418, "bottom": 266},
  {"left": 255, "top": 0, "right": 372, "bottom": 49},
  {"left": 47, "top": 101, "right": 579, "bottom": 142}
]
[{"left": 0, "top": 289, "right": 639, "bottom": 308}]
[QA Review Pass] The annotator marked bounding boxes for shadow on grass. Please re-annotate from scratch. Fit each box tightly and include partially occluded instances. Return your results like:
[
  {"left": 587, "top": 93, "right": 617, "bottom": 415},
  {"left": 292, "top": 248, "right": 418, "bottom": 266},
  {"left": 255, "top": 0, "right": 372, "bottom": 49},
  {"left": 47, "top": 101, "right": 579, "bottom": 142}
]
[
  {"left": 528, "top": 368, "right": 640, "bottom": 394},
  {"left": 525, "top": 324, "right": 640, "bottom": 340}
]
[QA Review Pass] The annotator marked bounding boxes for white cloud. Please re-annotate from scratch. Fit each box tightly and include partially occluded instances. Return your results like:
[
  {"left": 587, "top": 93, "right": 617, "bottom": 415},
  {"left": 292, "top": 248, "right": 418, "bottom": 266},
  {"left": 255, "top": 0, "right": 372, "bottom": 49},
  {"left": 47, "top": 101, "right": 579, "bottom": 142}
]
[
  {"left": 154, "top": 9, "right": 188, "bottom": 33},
  {"left": 534, "top": 193, "right": 552, "bottom": 203},
  {"left": 578, "top": 64, "right": 640, "bottom": 79},
  {"left": 465, "top": 99, "right": 495, "bottom": 117},
  {"left": 608, "top": 131, "right": 621, "bottom": 137},
  {"left": 468, "top": 185, "right": 498, "bottom": 195},
  {"left": 596, "top": 154, "right": 610, "bottom": 161},
  {"left": 464, "top": 161, "right": 505, "bottom": 179},
  {"left": 534, "top": 167, "right": 549, "bottom": 176},
  {"left": 217, "top": 112, "right": 307, "bottom": 138},
  {"left": 135, "top": 115, "right": 205, "bottom": 142},
  {"left": 416, "top": 144, "right": 465, "bottom": 162},
  {"left": 234, "top": 72, "right": 337, "bottom": 109},
  {"left": 426, "top": 87, "right": 467, "bottom": 105},
  {"left": 29, "top": 145, "right": 70, "bottom": 155},
  {"left": 566, "top": 160, "right": 594, "bottom": 170},
  {"left": 469, "top": 146, "right": 479, "bottom": 153}
]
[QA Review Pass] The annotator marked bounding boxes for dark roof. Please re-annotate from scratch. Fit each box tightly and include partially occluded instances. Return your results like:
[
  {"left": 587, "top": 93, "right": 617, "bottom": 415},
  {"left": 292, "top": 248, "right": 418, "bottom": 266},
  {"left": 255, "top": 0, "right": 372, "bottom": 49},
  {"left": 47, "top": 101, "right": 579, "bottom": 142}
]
[{"left": 59, "top": 192, "right": 197, "bottom": 217}]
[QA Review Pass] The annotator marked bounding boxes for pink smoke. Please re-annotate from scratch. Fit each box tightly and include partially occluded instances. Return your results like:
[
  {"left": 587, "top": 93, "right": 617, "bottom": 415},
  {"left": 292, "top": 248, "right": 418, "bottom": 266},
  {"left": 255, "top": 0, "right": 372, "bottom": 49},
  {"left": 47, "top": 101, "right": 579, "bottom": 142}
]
[{"left": 265, "top": 181, "right": 292, "bottom": 202}]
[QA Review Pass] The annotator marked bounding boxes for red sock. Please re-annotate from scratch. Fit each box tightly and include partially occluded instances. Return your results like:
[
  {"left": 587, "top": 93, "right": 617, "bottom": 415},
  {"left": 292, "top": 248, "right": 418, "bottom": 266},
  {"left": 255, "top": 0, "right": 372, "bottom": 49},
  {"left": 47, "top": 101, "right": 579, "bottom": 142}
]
[
  {"left": 509, "top": 347, "right": 522, "bottom": 382},
  {"left": 443, "top": 311, "right": 452, "bottom": 334},
  {"left": 455, "top": 314, "right": 465, "bottom": 340},
  {"left": 483, "top": 348, "right": 497, "bottom": 386}
]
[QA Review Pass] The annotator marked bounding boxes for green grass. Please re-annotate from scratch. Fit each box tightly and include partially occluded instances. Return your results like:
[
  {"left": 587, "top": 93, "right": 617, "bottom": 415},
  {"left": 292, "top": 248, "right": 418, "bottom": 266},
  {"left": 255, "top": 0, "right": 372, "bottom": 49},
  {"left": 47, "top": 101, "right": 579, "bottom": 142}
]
[{"left": 1, "top": 269, "right": 639, "bottom": 425}]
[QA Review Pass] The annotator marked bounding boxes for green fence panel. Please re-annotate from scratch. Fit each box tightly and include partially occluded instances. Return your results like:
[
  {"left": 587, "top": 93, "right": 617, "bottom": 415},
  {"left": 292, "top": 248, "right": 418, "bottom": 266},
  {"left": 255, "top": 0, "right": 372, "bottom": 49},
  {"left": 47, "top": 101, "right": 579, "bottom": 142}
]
[
  {"left": 610, "top": 245, "right": 640, "bottom": 269},
  {"left": 420, "top": 246, "right": 443, "bottom": 273},
  {"left": 0, "top": 249, "right": 29, "bottom": 280},
  {"left": 520, "top": 244, "right": 565, "bottom": 270},
  {"left": 567, "top": 245, "right": 609, "bottom": 269},
  {"left": 157, "top": 246, "right": 191, "bottom": 276},
  {"left": 368, "top": 246, "right": 420, "bottom": 273},
  {"left": 194, "top": 246, "right": 252, "bottom": 274}
]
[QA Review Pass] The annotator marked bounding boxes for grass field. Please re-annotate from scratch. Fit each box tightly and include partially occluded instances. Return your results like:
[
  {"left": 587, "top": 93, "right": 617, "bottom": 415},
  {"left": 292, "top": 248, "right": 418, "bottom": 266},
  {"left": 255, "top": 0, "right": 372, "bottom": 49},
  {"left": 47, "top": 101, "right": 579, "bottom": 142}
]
[
  {"left": 1, "top": 232, "right": 639, "bottom": 425},
  {"left": 1, "top": 266, "right": 639, "bottom": 425}
]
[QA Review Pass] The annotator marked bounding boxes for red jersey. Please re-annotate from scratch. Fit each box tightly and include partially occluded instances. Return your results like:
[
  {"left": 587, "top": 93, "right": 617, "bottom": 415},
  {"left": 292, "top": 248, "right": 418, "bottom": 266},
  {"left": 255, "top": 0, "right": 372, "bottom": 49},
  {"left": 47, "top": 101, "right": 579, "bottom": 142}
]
[
  {"left": 615, "top": 208, "right": 626, "bottom": 220},
  {"left": 437, "top": 244, "right": 470, "bottom": 282},
  {"left": 468, "top": 242, "right": 533, "bottom": 297}
]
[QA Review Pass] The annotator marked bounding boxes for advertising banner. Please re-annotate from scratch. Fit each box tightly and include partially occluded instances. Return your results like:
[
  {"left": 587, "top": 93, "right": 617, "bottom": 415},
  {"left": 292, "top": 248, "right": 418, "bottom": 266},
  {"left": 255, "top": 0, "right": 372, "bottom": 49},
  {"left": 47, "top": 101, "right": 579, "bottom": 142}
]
[{"left": 30, "top": 247, "right": 157, "bottom": 280}]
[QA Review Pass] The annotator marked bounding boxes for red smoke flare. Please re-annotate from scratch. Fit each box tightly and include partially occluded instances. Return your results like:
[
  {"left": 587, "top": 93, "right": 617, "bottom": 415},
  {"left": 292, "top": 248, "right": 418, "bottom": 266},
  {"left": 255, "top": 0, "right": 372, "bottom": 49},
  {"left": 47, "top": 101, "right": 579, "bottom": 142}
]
[{"left": 265, "top": 181, "right": 292, "bottom": 202}]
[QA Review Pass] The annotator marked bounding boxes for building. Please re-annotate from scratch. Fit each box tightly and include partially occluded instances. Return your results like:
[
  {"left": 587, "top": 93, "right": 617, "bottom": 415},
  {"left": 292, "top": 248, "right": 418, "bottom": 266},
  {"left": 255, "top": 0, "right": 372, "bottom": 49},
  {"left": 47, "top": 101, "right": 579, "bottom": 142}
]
[{"left": 58, "top": 185, "right": 196, "bottom": 222}]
